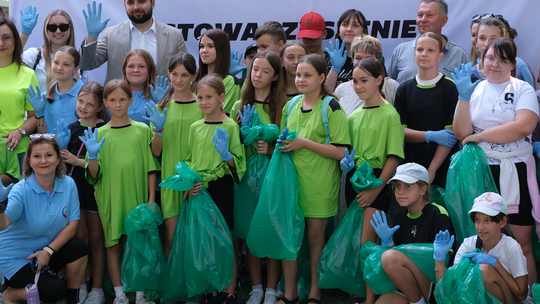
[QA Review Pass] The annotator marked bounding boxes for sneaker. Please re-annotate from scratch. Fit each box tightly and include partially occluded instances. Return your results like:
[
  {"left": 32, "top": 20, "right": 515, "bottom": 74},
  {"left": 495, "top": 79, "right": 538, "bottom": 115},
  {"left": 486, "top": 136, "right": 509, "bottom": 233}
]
[
  {"left": 79, "top": 289, "right": 88, "bottom": 304},
  {"left": 112, "top": 295, "right": 129, "bottom": 304},
  {"left": 135, "top": 297, "right": 155, "bottom": 304},
  {"left": 83, "top": 291, "right": 105, "bottom": 304},
  {"left": 262, "top": 289, "right": 277, "bottom": 304},
  {"left": 219, "top": 292, "right": 239, "bottom": 304},
  {"left": 202, "top": 293, "right": 219, "bottom": 304},
  {"left": 275, "top": 283, "right": 283, "bottom": 298},
  {"left": 246, "top": 289, "right": 263, "bottom": 304}
]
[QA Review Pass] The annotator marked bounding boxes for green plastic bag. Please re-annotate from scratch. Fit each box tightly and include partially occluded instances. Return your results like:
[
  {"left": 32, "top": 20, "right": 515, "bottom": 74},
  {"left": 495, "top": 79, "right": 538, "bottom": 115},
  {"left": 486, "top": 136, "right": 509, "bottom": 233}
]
[
  {"left": 444, "top": 143, "right": 498, "bottom": 242},
  {"left": 234, "top": 112, "right": 279, "bottom": 239},
  {"left": 121, "top": 203, "right": 167, "bottom": 301},
  {"left": 317, "top": 162, "right": 382, "bottom": 296},
  {"left": 431, "top": 185, "right": 446, "bottom": 209},
  {"left": 532, "top": 283, "right": 540, "bottom": 303},
  {"left": 435, "top": 250, "right": 503, "bottom": 304},
  {"left": 246, "top": 131, "right": 305, "bottom": 260},
  {"left": 360, "top": 242, "right": 445, "bottom": 295}
]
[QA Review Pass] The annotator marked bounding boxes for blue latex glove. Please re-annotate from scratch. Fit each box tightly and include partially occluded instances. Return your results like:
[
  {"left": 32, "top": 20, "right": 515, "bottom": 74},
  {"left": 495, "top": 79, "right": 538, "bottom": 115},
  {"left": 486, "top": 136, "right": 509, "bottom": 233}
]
[
  {"left": 340, "top": 148, "right": 356, "bottom": 173},
  {"left": 370, "top": 210, "right": 400, "bottom": 246},
  {"left": 325, "top": 39, "right": 347, "bottom": 72},
  {"left": 425, "top": 130, "right": 458, "bottom": 147},
  {"left": 463, "top": 252, "right": 497, "bottom": 267},
  {"left": 0, "top": 183, "right": 14, "bottom": 203},
  {"left": 213, "top": 127, "right": 232, "bottom": 161},
  {"left": 20, "top": 5, "right": 39, "bottom": 35},
  {"left": 79, "top": 127, "right": 105, "bottom": 160},
  {"left": 229, "top": 49, "right": 247, "bottom": 76},
  {"left": 277, "top": 127, "right": 289, "bottom": 143},
  {"left": 25, "top": 85, "right": 46, "bottom": 117},
  {"left": 451, "top": 63, "right": 481, "bottom": 101},
  {"left": 533, "top": 142, "right": 540, "bottom": 158},
  {"left": 433, "top": 230, "right": 455, "bottom": 262},
  {"left": 150, "top": 76, "right": 171, "bottom": 103},
  {"left": 143, "top": 100, "right": 167, "bottom": 135},
  {"left": 82, "top": 1, "right": 110, "bottom": 37},
  {"left": 237, "top": 104, "right": 255, "bottom": 128},
  {"left": 54, "top": 119, "right": 71, "bottom": 150}
]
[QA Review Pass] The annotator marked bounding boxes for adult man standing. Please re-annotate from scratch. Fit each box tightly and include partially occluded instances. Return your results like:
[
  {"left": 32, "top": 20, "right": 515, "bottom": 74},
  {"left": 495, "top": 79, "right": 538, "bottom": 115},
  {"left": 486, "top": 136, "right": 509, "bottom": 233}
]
[
  {"left": 79, "top": 0, "right": 188, "bottom": 83},
  {"left": 388, "top": 0, "right": 469, "bottom": 83}
]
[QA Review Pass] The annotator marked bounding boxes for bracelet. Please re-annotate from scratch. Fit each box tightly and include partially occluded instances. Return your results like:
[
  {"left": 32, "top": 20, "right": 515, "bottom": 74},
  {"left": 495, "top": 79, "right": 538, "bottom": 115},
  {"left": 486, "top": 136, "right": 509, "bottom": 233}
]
[
  {"left": 43, "top": 246, "right": 55, "bottom": 256},
  {"left": 153, "top": 127, "right": 164, "bottom": 133},
  {"left": 435, "top": 267, "right": 447, "bottom": 273}
]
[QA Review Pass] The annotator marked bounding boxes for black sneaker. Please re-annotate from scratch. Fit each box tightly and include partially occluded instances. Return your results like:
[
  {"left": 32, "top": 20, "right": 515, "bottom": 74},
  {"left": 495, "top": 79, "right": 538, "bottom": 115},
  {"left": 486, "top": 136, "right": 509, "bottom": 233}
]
[
  {"left": 219, "top": 292, "right": 239, "bottom": 304},
  {"left": 202, "top": 293, "right": 219, "bottom": 304}
]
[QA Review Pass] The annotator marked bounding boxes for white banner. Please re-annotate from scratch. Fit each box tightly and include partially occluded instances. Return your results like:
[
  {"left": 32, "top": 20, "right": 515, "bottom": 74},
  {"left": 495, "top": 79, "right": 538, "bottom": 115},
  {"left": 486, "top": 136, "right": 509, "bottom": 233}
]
[{"left": 10, "top": 0, "right": 540, "bottom": 85}]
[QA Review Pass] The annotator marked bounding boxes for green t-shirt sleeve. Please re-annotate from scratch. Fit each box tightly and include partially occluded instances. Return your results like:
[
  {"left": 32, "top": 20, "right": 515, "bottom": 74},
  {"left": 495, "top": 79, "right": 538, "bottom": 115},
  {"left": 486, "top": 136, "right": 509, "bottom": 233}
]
[
  {"left": 25, "top": 73, "right": 39, "bottom": 111},
  {"left": 144, "top": 124, "right": 160, "bottom": 172},
  {"left": 222, "top": 75, "right": 241, "bottom": 115},
  {"left": 228, "top": 121, "right": 246, "bottom": 182},
  {"left": 0, "top": 146, "right": 20, "bottom": 182},
  {"left": 280, "top": 100, "right": 290, "bottom": 131},
  {"left": 327, "top": 101, "right": 351, "bottom": 147},
  {"left": 386, "top": 112, "right": 405, "bottom": 160},
  {"left": 230, "top": 99, "right": 242, "bottom": 123}
]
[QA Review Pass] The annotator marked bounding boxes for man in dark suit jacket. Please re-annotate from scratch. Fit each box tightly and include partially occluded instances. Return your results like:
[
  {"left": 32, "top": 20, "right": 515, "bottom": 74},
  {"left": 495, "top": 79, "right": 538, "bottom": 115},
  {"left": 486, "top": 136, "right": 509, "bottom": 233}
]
[{"left": 80, "top": 0, "right": 188, "bottom": 83}]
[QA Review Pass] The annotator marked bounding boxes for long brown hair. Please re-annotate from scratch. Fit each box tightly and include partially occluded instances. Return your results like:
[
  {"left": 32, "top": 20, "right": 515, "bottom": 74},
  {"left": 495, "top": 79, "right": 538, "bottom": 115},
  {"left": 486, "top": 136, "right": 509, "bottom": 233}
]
[
  {"left": 279, "top": 41, "right": 307, "bottom": 88},
  {"left": 353, "top": 58, "right": 386, "bottom": 98},
  {"left": 159, "top": 52, "right": 197, "bottom": 110},
  {"left": 297, "top": 54, "right": 335, "bottom": 99},
  {"left": 77, "top": 81, "right": 109, "bottom": 123},
  {"left": 0, "top": 18, "right": 24, "bottom": 73},
  {"left": 23, "top": 137, "right": 66, "bottom": 178},
  {"left": 237, "top": 51, "right": 286, "bottom": 126},
  {"left": 122, "top": 49, "right": 157, "bottom": 100},
  {"left": 195, "top": 29, "right": 231, "bottom": 83},
  {"left": 46, "top": 46, "right": 80, "bottom": 103},
  {"left": 41, "top": 10, "right": 76, "bottom": 85}
]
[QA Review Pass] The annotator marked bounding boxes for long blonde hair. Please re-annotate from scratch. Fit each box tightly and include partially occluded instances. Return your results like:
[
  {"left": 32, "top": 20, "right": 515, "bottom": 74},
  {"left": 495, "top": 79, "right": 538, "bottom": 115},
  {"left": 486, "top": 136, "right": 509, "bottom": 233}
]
[{"left": 41, "top": 10, "right": 76, "bottom": 85}]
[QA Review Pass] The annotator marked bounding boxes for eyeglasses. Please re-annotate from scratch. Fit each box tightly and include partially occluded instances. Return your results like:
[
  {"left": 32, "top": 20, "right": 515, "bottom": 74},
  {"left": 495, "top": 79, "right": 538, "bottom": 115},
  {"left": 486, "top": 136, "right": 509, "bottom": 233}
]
[
  {"left": 1, "top": 34, "right": 13, "bottom": 44},
  {"left": 392, "top": 184, "right": 419, "bottom": 192},
  {"left": 485, "top": 56, "right": 512, "bottom": 66},
  {"left": 29, "top": 133, "right": 56, "bottom": 140},
  {"left": 472, "top": 13, "right": 503, "bottom": 21},
  {"left": 46, "top": 23, "right": 71, "bottom": 33}
]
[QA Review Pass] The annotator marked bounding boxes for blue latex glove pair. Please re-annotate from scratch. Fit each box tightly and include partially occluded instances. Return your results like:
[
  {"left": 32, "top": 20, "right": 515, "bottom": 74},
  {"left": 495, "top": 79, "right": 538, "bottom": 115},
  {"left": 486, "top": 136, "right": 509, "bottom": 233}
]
[
  {"left": 25, "top": 85, "right": 46, "bottom": 118},
  {"left": 79, "top": 127, "right": 106, "bottom": 160},
  {"left": 370, "top": 211, "right": 400, "bottom": 246},
  {"left": 451, "top": 63, "right": 481, "bottom": 101},
  {"left": 340, "top": 148, "right": 356, "bottom": 173},
  {"left": 425, "top": 130, "right": 458, "bottom": 147},
  {"left": 143, "top": 100, "right": 167, "bottom": 136},
  {"left": 54, "top": 119, "right": 71, "bottom": 150},
  {"left": 82, "top": 1, "right": 110, "bottom": 37},
  {"left": 229, "top": 49, "right": 247, "bottom": 76},
  {"left": 325, "top": 39, "right": 347, "bottom": 72},
  {"left": 150, "top": 76, "right": 172, "bottom": 103},
  {"left": 237, "top": 104, "right": 255, "bottom": 128},
  {"left": 20, "top": 5, "right": 39, "bottom": 35},
  {"left": 433, "top": 230, "right": 455, "bottom": 262},
  {"left": 213, "top": 127, "right": 232, "bottom": 161}
]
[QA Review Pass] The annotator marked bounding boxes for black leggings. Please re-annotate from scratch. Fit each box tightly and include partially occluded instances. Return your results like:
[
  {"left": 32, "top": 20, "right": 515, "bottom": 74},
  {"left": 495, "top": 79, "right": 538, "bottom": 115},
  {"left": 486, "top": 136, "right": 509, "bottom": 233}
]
[{"left": 4, "top": 237, "right": 88, "bottom": 303}]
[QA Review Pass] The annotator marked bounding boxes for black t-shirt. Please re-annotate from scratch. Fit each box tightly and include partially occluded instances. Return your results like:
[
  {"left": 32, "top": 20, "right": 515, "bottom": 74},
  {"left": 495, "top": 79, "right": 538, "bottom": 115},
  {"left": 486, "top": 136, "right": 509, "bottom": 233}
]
[
  {"left": 327, "top": 56, "right": 353, "bottom": 86},
  {"left": 393, "top": 76, "right": 459, "bottom": 188}
]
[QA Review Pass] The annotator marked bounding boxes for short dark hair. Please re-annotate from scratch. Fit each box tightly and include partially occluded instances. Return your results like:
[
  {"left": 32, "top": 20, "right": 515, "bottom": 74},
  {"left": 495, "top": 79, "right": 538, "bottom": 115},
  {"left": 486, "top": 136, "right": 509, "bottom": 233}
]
[
  {"left": 254, "top": 21, "right": 287, "bottom": 45},
  {"left": 335, "top": 9, "right": 368, "bottom": 40},
  {"left": 420, "top": 0, "right": 448, "bottom": 16}
]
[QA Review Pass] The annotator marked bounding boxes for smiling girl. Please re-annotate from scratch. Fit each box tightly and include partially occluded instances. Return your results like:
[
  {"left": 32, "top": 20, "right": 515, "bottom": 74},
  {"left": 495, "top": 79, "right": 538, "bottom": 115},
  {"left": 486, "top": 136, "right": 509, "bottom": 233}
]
[{"left": 280, "top": 41, "right": 307, "bottom": 101}]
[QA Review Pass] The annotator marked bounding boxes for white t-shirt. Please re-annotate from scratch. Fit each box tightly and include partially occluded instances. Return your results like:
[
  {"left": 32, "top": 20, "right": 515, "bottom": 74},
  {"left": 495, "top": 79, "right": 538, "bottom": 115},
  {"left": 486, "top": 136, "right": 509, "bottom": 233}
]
[
  {"left": 470, "top": 77, "right": 538, "bottom": 164},
  {"left": 22, "top": 47, "right": 48, "bottom": 90},
  {"left": 454, "top": 234, "right": 528, "bottom": 279},
  {"left": 334, "top": 77, "right": 399, "bottom": 116}
]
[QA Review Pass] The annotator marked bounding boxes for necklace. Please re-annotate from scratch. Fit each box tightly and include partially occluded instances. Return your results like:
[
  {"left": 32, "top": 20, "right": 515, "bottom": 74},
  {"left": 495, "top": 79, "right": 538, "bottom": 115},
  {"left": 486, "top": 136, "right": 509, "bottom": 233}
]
[{"left": 487, "top": 81, "right": 511, "bottom": 113}]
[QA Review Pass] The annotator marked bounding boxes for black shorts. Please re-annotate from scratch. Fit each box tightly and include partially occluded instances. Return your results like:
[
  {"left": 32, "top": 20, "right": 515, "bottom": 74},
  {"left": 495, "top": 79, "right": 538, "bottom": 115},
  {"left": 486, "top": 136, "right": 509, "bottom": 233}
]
[
  {"left": 207, "top": 174, "right": 235, "bottom": 231},
  {"left": 344, "top": 167, "right": 392, "bottom": 212},
  {"left": 490, "top": 162, "right": 534, "bottom": 226},
  {"left": 77, "top": 181, "right": 99, "bottom": 212}
]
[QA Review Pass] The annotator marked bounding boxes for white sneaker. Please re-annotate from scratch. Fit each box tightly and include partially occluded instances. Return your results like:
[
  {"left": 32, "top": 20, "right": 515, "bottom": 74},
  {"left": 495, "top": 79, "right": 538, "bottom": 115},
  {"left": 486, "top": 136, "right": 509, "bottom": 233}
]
[
  {"left": 263, "top": 289, "right": 277, "bottom": 304},
  {"left": 83, "top": 291, "right": 105, "bottom": 304},
  {"left": 135, "top": 297, "right": 155, "bottom": 304},
  {"left": 79, "top": 289, "right": 88, "bottom": 304},
  {"left": 113, "top": 295, "right": 129, "bottom": 304},
  {"left": 246, "top": 289, "right": 263, "bottom": 304},
  {"left": 275, "top": 283, "right": 284, "bottom": 298}
]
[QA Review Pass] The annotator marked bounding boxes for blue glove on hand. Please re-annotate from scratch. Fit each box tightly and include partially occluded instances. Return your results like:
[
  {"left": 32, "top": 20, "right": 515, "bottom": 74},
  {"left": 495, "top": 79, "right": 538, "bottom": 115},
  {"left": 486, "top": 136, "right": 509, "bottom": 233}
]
[
  {"left": 150, "top": 76, "right": 171, "bottom": 103},
  {"left": 213, "top": 127, "right": 232, "bottom": 161},
  {"left": 433, "top": 230, "right": 455, "bottom": 262},
  {"left": 20, "top": 5, "right": 39, "bottom": 35},
  {"left": 325, "top": 39, "right": 347, "bottom": 72},
  {"left": 79, "top": 127, "right": 105, "bottom": 160},
  {"left": 54, "top": 119, "right": 71, "bottom": 150},
  {"left": 533, "top": 142, "right": 540, "bottom": 158},
  {"left": 25, "top": 85, "right": 46, "bottom": 117},
  {"left": 463, "top": 252, "right": 497, "bottom": 267},
  {"left": 370, "top": 210, "right": 400, "bottom": 246},
  {"left": 83, "top": 1, "right": 110, "bottom": 37},
  {"left": 340, "top": 148, "right": 356, "bottom": 173},
  {"left": 425, "top": 130, "right": 458, "bottom": 147},
  {"left": 143, "top": 100, "right": 167, "bottom": 135},
  {"left": 277, "top": 127, "right": 289, "bottom": 143},
  {"left": 451, "top": 63, "right": 481, "bottom": 101},
  {"left": 238, "top": 104, "right": 255, "bottom": 127},
  {"left": 229, "top": 49, "right": 247, "bottom": 76},
  {"left": 0, "top": 183, "right": 14, "bottom": 203}
]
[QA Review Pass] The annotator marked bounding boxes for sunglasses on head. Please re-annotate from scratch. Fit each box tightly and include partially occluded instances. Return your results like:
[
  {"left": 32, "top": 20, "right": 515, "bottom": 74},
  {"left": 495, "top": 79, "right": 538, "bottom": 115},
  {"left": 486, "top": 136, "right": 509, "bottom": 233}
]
[
  {"left": 472, "top": 13, "right": 503, "bottom": 21},
  {"left": 30, "top": 133, "right": 56, "bottom": 141},
  {"left": 46, "top": 23, "right": 70, "bottom": 33}
]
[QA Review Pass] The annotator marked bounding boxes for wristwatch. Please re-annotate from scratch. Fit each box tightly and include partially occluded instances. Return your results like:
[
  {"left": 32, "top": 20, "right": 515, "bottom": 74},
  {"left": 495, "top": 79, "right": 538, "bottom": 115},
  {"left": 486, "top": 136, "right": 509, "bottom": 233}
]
[{"left": 18, "top": 128, "right": 26, "bottom": 136}]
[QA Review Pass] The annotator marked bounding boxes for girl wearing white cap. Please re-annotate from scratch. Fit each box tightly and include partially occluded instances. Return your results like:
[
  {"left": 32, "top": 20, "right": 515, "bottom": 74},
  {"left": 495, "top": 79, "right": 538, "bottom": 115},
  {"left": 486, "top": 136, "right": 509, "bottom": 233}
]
[
  {"left": 369, "top": 163, "right": 456, "bottom": 304},
  {"left": 434, "top": 192, "right": 529, "bottom": 303}
]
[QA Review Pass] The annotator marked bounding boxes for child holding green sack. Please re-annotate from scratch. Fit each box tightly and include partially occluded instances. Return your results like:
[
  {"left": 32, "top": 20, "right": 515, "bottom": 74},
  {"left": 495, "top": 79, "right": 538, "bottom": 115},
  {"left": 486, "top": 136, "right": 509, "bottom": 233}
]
[{"left": 369, "top": 163, "right": 456, "bottom": 304}]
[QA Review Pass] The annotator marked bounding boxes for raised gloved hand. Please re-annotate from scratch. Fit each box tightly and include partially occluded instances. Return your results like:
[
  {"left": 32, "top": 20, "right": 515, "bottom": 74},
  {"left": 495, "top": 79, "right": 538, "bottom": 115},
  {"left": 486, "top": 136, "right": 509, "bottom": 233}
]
[
  {"left": 325, "top": 39, "right": 347, "bottom": 72},
  {"left": 370, "top": 210, "right": 400, "bottom": 246},
  {"left": 20, "top": 5, "right": 39, "bottom": 35},
  {"left": 82, "top": 1, "right": 110, "bottom": 37},
  {"left": 0, "top": 183, "right": 14, "bottom": 204},
  {"left": 54, "top": 119, "right": 71, "bottom": 150},
  {"left": 143, "top": 100, "right": 167, "bottom": 136},
  {"left": 533, "top": 142, "right": 540, "bottom": 158},
  {"left": 213, "top": 127, "right": 232, "bottom": 161},
  {"left": 463, "top": 252, "right": 497, "bottom": 267},
  {"left": 425, "top": 130, "right": 458, "bottom": 147},
  {"left": 79, "top": 126, "right": 105, "bottom": 159},
  {"left": 25, "top": 85, "right": 46, "bottom": 118},
  {"left": 150, "top": 76, "right": 171, "bottom": 103},
  {"left": 340, "top": 148, "right": 356, "bottom": 173},
  {"left": 229, "top": 49, "right": 247, "bottom": 76},
  {"left": 451, "top": 63, "right": 481, "bottom": 101},
  {"left": 238, "top": 104, "right": 255, "bottom": 128},
  {"left": 433, "top": 230, "right": 455, "bottom": 262},
  {"left": 277, "top": 127, "right": 289, "bottom": 143}
]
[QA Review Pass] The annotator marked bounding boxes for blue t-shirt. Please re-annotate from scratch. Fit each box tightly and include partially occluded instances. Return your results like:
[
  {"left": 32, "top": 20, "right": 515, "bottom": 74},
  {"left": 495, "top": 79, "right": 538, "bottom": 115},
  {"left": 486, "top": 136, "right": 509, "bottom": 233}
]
[
  {"left": 128, "top": 90, "right": 150, "bottom": 126},
  {"left": 0, "top": 174, "right": 80, "bottom": 281},
  {"left": 44, "top": 78, "right": 84, "bottom": 133}
]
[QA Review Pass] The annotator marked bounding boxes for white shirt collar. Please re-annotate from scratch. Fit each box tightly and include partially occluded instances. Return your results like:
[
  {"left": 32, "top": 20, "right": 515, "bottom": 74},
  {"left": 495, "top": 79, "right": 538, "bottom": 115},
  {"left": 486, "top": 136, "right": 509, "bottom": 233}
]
[{"left": 129, "top": 17, "right": 156, "bottom": 34}]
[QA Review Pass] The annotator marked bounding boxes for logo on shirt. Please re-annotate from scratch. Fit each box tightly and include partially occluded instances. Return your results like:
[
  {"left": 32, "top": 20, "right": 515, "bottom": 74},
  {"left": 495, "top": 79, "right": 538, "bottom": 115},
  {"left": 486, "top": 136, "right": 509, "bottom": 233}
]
[{"left": 62, "top": 207, "right": 69, "bottom": 221}]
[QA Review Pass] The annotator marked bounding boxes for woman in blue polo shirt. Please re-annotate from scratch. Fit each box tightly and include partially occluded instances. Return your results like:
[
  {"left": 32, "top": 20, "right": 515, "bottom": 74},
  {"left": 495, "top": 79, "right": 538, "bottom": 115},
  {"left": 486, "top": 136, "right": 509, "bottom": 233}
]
[{"left": 0, "top": 135, "right": 87, "bottom": 304}]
